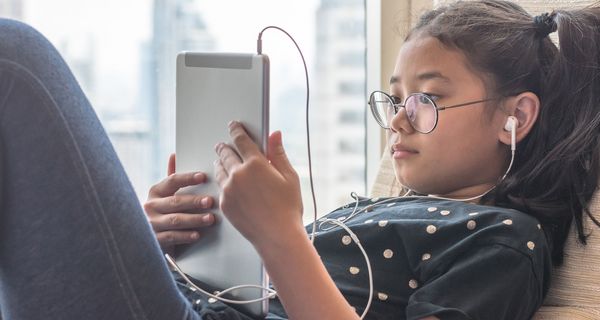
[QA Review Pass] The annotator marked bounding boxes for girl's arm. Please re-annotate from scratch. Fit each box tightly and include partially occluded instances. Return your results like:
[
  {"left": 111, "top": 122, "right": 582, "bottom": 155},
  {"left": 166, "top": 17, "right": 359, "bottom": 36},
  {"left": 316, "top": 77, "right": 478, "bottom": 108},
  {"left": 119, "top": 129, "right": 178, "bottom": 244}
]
[
  {"left": 214, "top": 122, "right": 438, "bottom": 320},
  {"left": 213, "top": 123, "right": 358, "bottom": 319}
]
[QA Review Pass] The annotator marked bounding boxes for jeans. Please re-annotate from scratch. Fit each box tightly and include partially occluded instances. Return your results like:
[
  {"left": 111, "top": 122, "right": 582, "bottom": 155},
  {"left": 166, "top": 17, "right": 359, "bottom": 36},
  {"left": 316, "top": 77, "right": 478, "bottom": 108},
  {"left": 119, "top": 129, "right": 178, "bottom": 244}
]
[{"left": 0, "top": 18, "right": 278, "bottom": 320}]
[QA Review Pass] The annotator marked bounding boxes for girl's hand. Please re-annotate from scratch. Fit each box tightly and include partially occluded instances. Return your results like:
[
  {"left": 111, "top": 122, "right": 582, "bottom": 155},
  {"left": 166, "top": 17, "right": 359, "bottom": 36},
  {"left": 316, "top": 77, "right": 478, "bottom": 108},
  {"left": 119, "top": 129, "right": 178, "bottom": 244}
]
[
  {"left": 214, "top": 121, "right": 304, "bottom": 248},
  {"left": 144, "top": 154, "right": 215, "bottom": 255}
]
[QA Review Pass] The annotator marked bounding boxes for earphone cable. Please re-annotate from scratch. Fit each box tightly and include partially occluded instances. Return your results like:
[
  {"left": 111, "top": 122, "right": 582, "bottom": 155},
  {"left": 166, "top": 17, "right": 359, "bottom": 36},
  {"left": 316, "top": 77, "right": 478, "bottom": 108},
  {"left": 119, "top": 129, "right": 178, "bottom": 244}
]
[{"left": 258, "top": 26, "right": 318, "bottom": 243}]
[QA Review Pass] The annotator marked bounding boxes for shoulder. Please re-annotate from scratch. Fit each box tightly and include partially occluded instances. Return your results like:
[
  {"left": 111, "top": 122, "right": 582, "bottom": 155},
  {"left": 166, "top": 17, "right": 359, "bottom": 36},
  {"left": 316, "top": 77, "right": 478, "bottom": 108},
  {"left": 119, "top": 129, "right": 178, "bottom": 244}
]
[
  {"left": 396, "top": 199, "right": 552, "bottom": 291},
  {"left": 391, "top": 198, "right": 547, "bottom": 250}
]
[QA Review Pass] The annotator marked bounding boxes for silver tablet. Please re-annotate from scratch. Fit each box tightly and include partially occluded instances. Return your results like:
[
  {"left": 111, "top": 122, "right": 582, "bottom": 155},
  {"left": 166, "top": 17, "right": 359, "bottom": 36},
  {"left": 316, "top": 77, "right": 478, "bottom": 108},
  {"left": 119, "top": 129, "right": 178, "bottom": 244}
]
[{"left": 175, "top": 52, "right": 269, "bottom": 318}]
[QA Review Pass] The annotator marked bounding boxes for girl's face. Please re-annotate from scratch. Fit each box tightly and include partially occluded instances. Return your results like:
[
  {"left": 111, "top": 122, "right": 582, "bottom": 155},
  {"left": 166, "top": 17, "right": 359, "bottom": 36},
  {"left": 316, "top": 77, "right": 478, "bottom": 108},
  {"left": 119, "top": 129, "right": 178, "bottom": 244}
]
[{"left": 388, "top": 36, "right": 510, "bottom": 199}]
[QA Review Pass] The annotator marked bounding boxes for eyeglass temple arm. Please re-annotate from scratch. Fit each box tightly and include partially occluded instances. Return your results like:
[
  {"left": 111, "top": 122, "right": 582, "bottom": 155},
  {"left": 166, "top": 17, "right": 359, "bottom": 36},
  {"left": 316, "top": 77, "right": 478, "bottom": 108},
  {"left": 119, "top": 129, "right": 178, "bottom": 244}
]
[{"left": 436, "top": 98, "right": 496, "bottom": 111}]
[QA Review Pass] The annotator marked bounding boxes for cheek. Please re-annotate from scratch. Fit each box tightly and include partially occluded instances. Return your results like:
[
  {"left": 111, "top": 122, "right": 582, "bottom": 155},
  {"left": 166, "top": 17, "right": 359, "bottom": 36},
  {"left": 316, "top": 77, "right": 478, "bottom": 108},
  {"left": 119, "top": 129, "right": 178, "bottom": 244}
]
[{"left": 393, "top": 119, "right": 500, "bottom": 193}]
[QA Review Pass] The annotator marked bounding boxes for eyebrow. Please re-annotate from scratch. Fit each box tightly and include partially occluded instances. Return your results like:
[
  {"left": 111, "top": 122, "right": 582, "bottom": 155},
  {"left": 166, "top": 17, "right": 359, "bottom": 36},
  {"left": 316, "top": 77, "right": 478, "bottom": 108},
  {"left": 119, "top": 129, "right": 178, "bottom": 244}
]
[{"left": 389, "top": 71, "right": 451, "bottom": 85}]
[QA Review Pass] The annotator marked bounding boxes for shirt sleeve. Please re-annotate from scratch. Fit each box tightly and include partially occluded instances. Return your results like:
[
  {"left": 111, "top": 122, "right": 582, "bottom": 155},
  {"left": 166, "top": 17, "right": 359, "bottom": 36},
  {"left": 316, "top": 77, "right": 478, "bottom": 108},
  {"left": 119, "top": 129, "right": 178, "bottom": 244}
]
[{"left": 406, "top": 243, "right": 545, "bottom": 320}]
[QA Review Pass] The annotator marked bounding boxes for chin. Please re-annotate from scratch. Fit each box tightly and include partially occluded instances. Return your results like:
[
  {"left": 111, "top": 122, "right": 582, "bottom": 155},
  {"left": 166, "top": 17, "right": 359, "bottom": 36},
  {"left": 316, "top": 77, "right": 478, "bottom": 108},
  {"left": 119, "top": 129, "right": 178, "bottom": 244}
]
[{"left": 394, "top": 167, "right": 435, "bottom": 195}]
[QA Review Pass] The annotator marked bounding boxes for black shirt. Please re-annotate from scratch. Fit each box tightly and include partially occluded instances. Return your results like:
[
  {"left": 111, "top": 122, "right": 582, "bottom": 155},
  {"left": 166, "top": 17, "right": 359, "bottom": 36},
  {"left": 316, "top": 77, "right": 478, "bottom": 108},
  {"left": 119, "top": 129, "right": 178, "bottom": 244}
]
[{"left": 179, "top": 197, "right": 551, "bottom": 320}]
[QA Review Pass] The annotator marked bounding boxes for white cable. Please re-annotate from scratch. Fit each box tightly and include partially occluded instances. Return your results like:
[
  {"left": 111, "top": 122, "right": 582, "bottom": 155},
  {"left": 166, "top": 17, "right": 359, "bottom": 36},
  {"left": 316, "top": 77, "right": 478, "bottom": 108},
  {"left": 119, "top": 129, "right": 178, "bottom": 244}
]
[
  {"left": 165, "top": 254, "right": 277, "bottom": 304},
  {"left": 321, "top": 219, "right": 374, "bottom": 319},
  {"left": 425, "top": 148, "right": 515, "bottom": 202}
]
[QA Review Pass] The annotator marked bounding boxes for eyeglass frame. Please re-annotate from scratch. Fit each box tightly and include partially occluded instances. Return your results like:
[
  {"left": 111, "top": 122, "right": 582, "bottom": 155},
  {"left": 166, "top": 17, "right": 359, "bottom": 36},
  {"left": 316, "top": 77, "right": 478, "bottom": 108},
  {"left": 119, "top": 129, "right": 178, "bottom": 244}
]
[{"left": 368, "top": 90, "right": 497, "bottom": 134}]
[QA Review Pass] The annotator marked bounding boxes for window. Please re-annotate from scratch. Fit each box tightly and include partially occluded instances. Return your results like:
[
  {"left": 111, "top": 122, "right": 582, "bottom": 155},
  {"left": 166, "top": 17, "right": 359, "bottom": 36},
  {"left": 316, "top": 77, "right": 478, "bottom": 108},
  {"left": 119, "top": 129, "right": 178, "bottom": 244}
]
[
  {"left": 339, "top": 51, "right": 364, "bottom": 67},
  {"left": 13, "top": 0, "right": 367, "bottom": 217},
  {"left": 339, "top": 110, "right": 362, "bottom": 124},
  {"left": 339, "top": 80, "right": 364, "bottom": 95}
]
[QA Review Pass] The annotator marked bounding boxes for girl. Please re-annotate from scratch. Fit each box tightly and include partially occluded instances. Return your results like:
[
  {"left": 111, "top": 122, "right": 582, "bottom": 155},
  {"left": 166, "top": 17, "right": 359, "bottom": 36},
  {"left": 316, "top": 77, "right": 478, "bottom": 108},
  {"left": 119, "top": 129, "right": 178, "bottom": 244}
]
[
  {"left": 0, "top": 1, "right": 598, "bottom": 320},
  {"left": 147, "top": 0, "right": 600, "bottom": 319}
]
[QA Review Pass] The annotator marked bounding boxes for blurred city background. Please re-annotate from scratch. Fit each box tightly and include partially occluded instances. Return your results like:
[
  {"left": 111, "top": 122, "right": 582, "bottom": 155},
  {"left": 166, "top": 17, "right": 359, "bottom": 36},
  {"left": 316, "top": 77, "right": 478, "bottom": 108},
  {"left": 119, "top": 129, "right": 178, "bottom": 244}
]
[{"left": 0, "top": 0, "right": 367, "bottom": 220}]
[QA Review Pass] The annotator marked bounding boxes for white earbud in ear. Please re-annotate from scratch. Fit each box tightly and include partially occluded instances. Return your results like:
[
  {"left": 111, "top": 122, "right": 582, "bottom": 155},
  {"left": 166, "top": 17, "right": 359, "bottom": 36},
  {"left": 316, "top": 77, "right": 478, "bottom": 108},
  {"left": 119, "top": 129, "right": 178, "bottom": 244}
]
[
  {"left": 504, "top": 116, "right": 516, "bottom": 131},
  {"left": 504, "top": 116, "right": 517, "bottom": 151}
]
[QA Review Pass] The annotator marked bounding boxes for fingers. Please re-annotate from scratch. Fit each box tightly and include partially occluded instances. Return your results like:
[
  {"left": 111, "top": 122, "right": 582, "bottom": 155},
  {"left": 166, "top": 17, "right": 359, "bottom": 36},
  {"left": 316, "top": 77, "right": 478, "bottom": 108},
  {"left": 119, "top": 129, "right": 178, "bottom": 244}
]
[
  {"left": 156, "top": 230, "right": 202, "bottom": 248},
  {"left": 215, "top": 142, "right": 242, "bottom": 175},
  {"left": 228, "top": 121, "right": 262, "bottom": 160},
  {"left": 148, "top": 171, "right": 206, "bottom": 198},
  {"left": 214, "top": 158, "right": 229, "bottom": 187},
  {"left": 150, "top": 212, "right": 215, "bottom": 232},
  {"left": 168, "top": 153, "right": 176, "bottom": 176},
  {"left": 145, "top": 193, "right": 213, "bottom": 215},
  {"left": 267, "top": 131, "right": 296, "bottom": 178}
]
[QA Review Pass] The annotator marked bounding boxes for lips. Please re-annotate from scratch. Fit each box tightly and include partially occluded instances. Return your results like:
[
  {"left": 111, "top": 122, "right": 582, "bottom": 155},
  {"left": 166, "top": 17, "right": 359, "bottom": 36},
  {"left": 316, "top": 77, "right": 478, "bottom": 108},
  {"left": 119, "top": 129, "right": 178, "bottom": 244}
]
[{"left": 391, "top": 143, "right": 418, "bottom": 159}]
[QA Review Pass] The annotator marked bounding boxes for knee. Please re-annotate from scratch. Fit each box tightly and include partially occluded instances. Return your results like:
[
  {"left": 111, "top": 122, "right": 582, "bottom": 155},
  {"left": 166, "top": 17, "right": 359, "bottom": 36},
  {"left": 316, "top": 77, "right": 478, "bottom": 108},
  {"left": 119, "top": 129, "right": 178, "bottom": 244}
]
[{"left": 0, "top": 18, "right": 64, "bottom": 74}]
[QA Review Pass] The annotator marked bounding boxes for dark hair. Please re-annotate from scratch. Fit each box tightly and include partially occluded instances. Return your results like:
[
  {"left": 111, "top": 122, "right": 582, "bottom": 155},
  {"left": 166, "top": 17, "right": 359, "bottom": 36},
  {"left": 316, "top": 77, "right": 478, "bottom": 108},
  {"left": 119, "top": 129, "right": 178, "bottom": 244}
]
[{"left": 408, "top": 0, "right": 600, "bottom": 266}]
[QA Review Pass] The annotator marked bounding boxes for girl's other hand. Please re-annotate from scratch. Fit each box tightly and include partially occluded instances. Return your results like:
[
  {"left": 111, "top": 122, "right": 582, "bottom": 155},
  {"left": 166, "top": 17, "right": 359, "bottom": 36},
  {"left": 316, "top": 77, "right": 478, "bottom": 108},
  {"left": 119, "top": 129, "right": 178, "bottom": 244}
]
[
  {"left": 214, "top": 122, "right": 304, "bottom": 249},
  {"left": 144, "top": 154, "right": 215, "bottom": 255}
]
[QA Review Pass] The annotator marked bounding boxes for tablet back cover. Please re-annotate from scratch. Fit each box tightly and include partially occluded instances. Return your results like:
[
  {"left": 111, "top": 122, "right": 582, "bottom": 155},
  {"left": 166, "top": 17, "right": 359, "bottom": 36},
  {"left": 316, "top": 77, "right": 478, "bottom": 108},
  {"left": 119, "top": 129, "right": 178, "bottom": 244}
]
[{"left": 175, "top": 52, "right": 269, "bottom": 317}]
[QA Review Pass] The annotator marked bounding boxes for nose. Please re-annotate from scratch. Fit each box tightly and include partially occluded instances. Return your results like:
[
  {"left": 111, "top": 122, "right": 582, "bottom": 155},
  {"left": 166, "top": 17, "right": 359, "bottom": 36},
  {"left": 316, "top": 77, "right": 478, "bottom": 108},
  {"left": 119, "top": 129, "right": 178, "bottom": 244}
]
[{"left": 389, "top": 106, "right": 415, "bottom": 134}]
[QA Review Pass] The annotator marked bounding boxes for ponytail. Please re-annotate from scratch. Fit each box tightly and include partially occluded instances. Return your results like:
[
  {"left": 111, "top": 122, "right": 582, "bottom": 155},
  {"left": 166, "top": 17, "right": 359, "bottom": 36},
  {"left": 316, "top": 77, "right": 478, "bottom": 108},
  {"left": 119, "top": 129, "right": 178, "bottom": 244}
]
[{"left": 502, "top": 6, "right": 600, "bottom": 265}]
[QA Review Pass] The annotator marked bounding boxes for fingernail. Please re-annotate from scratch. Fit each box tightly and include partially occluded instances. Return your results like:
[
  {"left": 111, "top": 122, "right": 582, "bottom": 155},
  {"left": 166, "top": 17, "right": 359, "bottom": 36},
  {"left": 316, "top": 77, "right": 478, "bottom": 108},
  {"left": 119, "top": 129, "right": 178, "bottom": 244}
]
[
  {"left": 190, "top": 232, "right": 199, "bottom": 240},
  {"left": 193, "top": 172, "right": 204, "bottom": 181},
  {"left": 203, "top": 214, "right": 213, "bottom": 223},
  {"left": 213, "top": 159, "right": 219, "bottom": 166},
  {"left": 201, "top": 197, "right": 209, "bottom": 208},
  {"left": 228, "top": 120, "right": 235, "bottom": 127}
]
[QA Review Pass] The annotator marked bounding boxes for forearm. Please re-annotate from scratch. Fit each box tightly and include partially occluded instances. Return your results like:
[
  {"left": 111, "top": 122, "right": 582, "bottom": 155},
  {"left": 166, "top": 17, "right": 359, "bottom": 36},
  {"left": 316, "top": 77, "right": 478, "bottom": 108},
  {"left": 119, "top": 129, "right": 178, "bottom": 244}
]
[{"left": 255, "top": 225, "right": 359, "bottom": 320}]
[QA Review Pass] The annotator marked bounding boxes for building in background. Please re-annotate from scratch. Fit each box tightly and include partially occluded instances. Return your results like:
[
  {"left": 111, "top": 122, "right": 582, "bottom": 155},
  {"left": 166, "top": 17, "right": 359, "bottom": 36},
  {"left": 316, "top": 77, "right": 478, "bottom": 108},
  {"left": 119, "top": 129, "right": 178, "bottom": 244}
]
[
  {"left": 151, "top": 0, "right": 215, "bottom": 182},
  {"left": 8, "top": 0, "right": 366, "bottom": 210},
  {"left": 312, "top": 0, "right": 366, "bottom": 213}
]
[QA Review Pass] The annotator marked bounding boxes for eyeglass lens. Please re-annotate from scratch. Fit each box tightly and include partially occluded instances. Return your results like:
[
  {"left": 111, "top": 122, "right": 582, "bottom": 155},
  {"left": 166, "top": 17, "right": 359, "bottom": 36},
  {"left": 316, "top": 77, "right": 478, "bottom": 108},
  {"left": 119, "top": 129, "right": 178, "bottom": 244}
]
[{"left": 370, "top": 92, "right": 437, "bottom": 133}]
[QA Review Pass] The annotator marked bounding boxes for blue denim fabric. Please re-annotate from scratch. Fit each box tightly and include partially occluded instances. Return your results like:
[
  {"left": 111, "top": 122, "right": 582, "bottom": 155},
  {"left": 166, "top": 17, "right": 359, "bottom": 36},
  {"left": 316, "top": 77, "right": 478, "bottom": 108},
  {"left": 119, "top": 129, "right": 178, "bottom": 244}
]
[{"left": 0, "top": 18, "right": 201, "bottom": 320}]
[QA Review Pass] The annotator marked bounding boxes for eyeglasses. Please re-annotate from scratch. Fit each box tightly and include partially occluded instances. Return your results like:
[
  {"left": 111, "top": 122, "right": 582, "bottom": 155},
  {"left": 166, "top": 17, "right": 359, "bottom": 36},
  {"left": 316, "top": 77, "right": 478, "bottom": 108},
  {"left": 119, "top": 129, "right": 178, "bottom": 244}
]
[{"left": 368, "top": 91, "right": 495, "bottom": 134}]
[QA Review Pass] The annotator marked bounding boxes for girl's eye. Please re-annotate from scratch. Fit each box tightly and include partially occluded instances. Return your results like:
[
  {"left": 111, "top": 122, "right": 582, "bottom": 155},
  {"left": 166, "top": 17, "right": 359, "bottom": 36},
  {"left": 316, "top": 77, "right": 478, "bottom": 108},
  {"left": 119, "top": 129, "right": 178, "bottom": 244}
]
[
  {"left": 423, "top": 93, "right": 440, "bottom": 101},
  {"left": 417, "top": 94, "right": 431, "bottom": 104}
]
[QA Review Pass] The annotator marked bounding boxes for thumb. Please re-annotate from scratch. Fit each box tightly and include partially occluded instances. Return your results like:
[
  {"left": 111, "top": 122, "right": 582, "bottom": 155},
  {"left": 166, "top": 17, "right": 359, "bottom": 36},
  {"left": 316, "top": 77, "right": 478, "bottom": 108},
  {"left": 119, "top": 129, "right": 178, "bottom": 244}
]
[
  {"left": 267, "top": 131, "right": 295, "bottom": 177},
  {"left": 167, "top": 153, "right": 176, "bottom": 176}
]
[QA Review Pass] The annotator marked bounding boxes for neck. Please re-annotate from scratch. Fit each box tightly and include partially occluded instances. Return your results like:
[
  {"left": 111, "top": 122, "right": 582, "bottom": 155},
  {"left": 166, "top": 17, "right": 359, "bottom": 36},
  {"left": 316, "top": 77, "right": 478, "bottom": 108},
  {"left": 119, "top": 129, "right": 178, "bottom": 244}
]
[{"left": 426, "top": 182, "right": 498, "bottom": 204}]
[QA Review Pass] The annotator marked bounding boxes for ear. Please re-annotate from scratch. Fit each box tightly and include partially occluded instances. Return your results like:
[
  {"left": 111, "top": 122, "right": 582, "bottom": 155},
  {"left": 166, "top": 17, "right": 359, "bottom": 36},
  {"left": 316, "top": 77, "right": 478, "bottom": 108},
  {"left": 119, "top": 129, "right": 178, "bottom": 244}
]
[{"left": 497, "top": 91, "right": 540, "bottom": 146}]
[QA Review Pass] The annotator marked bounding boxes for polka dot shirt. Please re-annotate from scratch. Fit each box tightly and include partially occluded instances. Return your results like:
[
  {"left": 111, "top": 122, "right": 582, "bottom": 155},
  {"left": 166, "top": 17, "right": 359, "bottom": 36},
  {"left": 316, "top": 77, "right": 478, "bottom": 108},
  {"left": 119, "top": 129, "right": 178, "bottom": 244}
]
[{"left": 267, "top": 197, "right": 551, "bottom": 320}]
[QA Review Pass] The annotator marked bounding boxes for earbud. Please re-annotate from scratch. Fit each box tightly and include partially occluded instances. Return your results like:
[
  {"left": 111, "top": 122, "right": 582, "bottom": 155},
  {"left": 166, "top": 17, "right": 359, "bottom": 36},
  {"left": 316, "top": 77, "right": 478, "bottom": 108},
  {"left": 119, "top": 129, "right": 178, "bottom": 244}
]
[
  {"left": 504, "top": 116, "right": 516, "bottom": 131},
  {"left": 504, "top": 116, "right": 517, "bottom": 151}
]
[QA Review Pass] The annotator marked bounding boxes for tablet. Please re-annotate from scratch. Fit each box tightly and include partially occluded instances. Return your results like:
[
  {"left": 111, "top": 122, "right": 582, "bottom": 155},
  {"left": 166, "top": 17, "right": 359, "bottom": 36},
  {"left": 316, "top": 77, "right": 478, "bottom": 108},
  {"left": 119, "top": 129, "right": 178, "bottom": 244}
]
[{"left": 175, "top": 52, "right": 270, "bottom": 318}]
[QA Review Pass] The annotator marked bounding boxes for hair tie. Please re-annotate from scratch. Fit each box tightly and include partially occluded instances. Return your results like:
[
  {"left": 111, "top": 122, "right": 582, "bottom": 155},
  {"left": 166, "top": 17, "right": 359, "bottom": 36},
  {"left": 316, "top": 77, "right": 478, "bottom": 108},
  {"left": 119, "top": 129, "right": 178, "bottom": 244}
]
[{"left": 533, "top": 12, "right": 557, "bottom": 38}]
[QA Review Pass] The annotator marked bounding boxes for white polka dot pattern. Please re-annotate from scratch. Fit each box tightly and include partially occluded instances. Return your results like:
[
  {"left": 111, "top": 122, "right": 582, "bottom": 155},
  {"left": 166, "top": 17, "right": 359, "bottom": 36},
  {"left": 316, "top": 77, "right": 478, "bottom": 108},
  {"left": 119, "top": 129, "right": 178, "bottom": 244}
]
[
  {"left": 440, "top": 210, "right": 450, "bottom": 216},
  {"left": 383, "top": 249, "right": 394, "bottom": 259},
  {"left": 378, "top": 292, "right": 388, "bottom": 301},
  {"left": 503, "top": 219, "right": 513, "bottom": 225},
  {"left": 422, "top": 253, "right": 431, "bottom": 261},
  {"left": 409, "top": 279, "right": 419, "bottom": 289},
  {"left": 342, "top": 235, "right": 352, "bottom": 245},
  {"left": 378, "top": 220, "right": 389, "bottom": 227},
  {"left": 527, "top": 241, "right": 535, "bottom": 250},
  {"left": 426, "top": 225, "right": 437, "bottom": 234},
  {"left": 349, "top": 267, "right": 360, "bottom": 275},
  {"left": 427, "top": 207, "right": 437, "bottom": 212},
  {"left": 467, "top": 220, "right": 477, "bottom": 230}
]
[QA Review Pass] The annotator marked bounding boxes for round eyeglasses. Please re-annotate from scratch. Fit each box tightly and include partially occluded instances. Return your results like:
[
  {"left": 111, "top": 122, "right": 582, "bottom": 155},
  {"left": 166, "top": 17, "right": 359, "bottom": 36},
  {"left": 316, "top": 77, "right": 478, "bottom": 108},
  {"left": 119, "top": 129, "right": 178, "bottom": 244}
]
[{"left": 368, "top": 91, "right": 495, "bottom": 134}]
